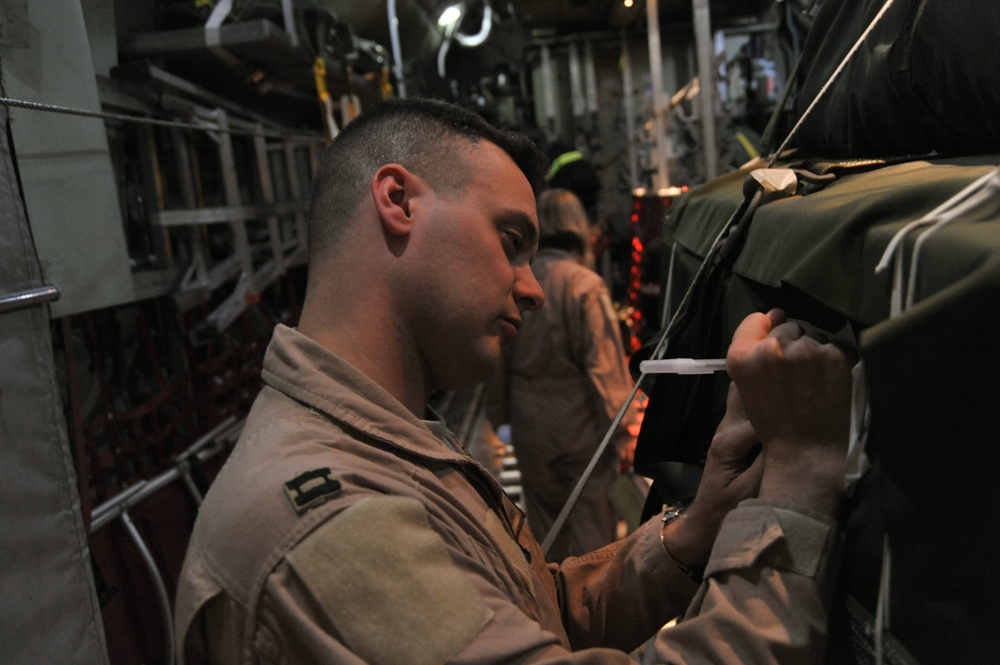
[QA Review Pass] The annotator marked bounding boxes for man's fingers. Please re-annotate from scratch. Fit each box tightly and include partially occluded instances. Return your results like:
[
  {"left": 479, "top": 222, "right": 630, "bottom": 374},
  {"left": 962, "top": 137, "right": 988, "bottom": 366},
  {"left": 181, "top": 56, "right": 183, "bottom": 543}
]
[
  {"left": 728, "top": 310, "right": 778, "bottom": 365},
  {"left": 770, "top": 320, "right": 806, "bottom": 342},
  {"left": 724, "top": 382, "right": 746, "bottom": 420},
  {"left": 765, "top": 308, "right": 786, "bottom": 328},
  {"left": 728, "top": 309, "right": 790, "bottom": 378},
  {"left": 732, "top": 311, "right": 774, "bottom": 344},
  {"left": 715, "top": 385, "right": 760, "bottom": 460}
]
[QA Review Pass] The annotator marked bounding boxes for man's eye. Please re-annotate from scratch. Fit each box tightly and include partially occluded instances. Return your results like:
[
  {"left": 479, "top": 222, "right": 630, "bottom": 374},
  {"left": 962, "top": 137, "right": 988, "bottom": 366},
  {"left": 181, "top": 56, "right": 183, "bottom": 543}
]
[{"left": 503, "top": 229, "right": 524, "bottom": 253}]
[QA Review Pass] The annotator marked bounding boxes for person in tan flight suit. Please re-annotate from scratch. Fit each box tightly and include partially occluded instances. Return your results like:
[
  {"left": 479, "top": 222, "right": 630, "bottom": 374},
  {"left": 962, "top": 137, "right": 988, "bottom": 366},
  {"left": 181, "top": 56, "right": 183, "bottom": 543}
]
[
  {"left": 489, "top": 188, "right": 639, "bottom": 561},
  {"left": 174, "top": 97, "right": 854, "bottom": 664}
]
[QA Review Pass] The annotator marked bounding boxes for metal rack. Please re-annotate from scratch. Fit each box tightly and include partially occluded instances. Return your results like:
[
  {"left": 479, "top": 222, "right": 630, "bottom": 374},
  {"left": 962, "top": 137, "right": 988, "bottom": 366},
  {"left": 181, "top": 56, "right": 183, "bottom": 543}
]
[{"left": 99, "top": 64, "right": 325, "bottom": 337}]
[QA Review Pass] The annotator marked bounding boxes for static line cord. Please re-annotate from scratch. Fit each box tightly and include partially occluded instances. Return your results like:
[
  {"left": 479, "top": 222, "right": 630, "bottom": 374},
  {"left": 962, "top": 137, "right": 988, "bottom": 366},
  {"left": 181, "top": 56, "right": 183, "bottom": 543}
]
[
  {"left": 0, "top": 96, "right": 322, "bottom": 141},
  {"left": 540, "top": 197, "right": 746, "bottom": 556},
  {"left": 767, "top": 0, "right": 896, "bottom": 167}
]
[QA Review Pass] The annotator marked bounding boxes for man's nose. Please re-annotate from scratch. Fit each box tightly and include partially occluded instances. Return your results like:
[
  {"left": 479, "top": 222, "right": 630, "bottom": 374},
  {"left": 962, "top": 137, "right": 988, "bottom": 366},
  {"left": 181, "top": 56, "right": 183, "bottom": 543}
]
[{"left": 514, "top": 265, "right": 544, "bottom": 311}]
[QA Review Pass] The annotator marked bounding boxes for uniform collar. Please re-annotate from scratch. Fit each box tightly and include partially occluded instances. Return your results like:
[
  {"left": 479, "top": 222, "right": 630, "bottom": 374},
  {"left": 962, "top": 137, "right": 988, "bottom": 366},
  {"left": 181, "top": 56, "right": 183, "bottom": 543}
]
[{"left": 262, "top": 324, "right": 466, "bottom": 464}]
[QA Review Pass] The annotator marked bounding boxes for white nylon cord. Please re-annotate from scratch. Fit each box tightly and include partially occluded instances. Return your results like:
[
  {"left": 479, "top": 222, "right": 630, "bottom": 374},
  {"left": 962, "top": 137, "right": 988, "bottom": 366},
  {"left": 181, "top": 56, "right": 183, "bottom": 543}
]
[
  {"left": 874, "top": 168, "right": 998, "bottom": 316},
  {"left": 904, "top": 169, "right": 1000, "bottom": 309}
]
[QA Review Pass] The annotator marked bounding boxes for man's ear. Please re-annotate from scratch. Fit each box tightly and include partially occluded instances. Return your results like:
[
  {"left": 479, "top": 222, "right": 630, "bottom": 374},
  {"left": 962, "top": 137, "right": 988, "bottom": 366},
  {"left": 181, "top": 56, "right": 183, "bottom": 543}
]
[{"left": 372, "top": 164, "right": 422, "bottom": 237}]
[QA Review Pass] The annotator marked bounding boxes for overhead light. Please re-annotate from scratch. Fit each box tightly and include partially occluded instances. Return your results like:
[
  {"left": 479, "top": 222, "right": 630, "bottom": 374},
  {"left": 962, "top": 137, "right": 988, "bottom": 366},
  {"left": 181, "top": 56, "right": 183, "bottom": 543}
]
[
  {"left": 438, "top": 4, "right": 462, "bottom": 28},
  {"left": 624, "top": 0, "right": 634, "bottom": 7}
]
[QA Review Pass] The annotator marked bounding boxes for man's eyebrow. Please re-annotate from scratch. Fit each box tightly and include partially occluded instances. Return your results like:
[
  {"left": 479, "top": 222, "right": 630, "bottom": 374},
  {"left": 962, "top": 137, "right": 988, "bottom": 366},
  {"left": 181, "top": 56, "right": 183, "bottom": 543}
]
[{"left": 496, "top": 209, "right": 538, "bottom": 247}]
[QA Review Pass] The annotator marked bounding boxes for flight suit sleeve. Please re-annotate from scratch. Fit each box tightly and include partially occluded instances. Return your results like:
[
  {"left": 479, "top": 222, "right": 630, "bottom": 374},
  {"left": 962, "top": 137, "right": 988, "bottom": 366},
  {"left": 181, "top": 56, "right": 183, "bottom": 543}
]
[{"left": 642, "top": 499, "right": 842, "bottom": 665}]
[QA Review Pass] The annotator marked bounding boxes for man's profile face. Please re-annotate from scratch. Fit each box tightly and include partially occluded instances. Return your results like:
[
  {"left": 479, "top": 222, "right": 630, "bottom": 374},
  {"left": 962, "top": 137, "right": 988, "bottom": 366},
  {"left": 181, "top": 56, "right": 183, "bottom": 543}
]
[{"left": 405, "top": 140, "right": 543, "bottom": 391}]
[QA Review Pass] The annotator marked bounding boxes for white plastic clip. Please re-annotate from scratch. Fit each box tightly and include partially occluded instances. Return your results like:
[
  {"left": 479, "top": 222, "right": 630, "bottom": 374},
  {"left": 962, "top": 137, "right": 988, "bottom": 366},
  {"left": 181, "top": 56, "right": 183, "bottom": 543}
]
[{"left": 639, "top": 358, "right": 727, "bottom": 375}]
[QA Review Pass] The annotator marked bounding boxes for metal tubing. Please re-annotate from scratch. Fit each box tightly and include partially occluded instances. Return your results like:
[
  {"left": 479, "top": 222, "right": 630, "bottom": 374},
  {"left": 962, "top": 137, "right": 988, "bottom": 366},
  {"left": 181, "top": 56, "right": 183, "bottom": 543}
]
[
  {"left": 693, "top": 0, "right": 717, "bottom": 180},
  {"left": 540, "top": 45, "right": 558, "bottom": 141},
  {"left": 283, "top": 138, "right": 310, "bottom": 264},
  {"left": 204, "top": 0, "right": 243, "bottom": 70},
  {"left": 177, "top": 459, "right": 205, "bottom": 506},
  {"left": 253, "top": 125, "right": 286, "bottom": 277},
  {"left": 279, "top": 0, "right": 298, "bottom": 47},
  {"left": 120, "top": 510, "right": 176, "bottom": 665},
  {"left": 91, "top": 480, "right": 150, "bottom": 530},
  {"left": 205, "top": 0, "right": 232, "bottom": 29},
  {"left": 90, "top": 416, "right": 239, "bottom": 532},
  {"left": 387, "top": 0, "right": 407, "bottom": 98},
  {"left": 212, "top": 109, "right": 257, "bottom": 294},
  {"left": 646, "top": 0, "right": 671, "bottom": 188},
  {"left": 568, "top": 42, "right": 585, "bottom": 127},
  {"left": 0, "top": 285, "right": 60, "bottom": 313},
  {"left": 151, "top": 205, "right": 258, "bottom": 227},
  {"left": 584, "top": 40, "right": 599, "bottom": 133},
  {"left": 620, "top": 35, "right": 639, "bottom": 190},
  {"left": 454, "top": 1, "right": 493, "bottom": 47}
]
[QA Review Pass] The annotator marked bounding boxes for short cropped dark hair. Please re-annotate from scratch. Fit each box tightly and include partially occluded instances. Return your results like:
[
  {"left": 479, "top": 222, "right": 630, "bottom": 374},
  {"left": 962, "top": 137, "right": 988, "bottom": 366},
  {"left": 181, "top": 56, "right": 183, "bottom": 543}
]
[{"left": 307, "top": 97, "right": 548, "bottom": 262}]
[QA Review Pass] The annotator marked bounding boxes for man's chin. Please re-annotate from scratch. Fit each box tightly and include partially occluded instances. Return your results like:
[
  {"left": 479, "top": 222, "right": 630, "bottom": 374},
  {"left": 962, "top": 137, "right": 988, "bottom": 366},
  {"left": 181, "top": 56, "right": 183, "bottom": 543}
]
[{"left": 435, "top": 352, "right": 499, "bottom": 392}]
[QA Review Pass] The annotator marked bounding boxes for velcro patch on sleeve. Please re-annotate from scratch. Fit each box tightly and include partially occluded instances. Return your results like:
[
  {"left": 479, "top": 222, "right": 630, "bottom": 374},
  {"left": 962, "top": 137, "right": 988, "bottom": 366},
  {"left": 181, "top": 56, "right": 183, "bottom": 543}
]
[
  {"left": 285, "top": 495, "right": 493, "bottom": 665},
  {"left": 706, "top": 503, "right": 832, "bottom": 578},
  {"left": 771, "top": 507, "right": 831, "bottom": 577}
]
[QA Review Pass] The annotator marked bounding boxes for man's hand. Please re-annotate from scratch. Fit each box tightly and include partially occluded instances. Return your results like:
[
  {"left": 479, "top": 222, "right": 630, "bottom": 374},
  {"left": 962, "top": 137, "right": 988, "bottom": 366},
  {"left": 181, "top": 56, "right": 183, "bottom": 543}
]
[
  {"left": 664, "top": 382, "right": 764, "bottom": 567},
  {"left": 726, "top": 308, "right": 854, "bottom": 516}
]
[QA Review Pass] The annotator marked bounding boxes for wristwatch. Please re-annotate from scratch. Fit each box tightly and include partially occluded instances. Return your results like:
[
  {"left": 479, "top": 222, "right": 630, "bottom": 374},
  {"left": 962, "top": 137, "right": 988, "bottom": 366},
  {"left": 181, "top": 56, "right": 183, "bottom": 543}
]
[{"left": 660, "top": 505, "right": 706, "bottom": 583}]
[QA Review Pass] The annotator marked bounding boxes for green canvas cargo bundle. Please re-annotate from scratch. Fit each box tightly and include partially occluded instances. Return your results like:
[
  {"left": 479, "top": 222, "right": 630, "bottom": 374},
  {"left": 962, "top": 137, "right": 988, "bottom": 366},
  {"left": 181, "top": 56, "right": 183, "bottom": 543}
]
[{"left": 631, "top": 155, "right": 1000, "bottom": 663}]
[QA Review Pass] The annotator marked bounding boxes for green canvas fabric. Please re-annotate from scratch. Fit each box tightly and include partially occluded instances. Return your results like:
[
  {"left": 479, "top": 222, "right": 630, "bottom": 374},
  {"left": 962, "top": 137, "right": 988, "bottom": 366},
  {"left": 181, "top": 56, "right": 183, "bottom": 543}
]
[
  {"left": 643, "top": 155, "right": 1000, "bottom": 663},
  {"left": 665, "top": 155, "right": 1000, "bottom": 326}
]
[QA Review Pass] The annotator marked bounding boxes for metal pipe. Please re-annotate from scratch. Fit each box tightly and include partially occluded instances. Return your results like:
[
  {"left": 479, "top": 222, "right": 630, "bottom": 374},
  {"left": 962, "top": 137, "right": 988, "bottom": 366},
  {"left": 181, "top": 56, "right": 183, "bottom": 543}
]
[
  {"left": 646, "top": 0, "right": 671, "bottom": 188},
  {"left": 204, "top": 0, "right": 243, "bottom": 70},
  {"left": 568, "top": 42, "right": 585, "bottom": 130},
  {"left": 387, "top": 0, "right": 407, "bottom": 98},
  {"left": 540, "top": 45, "right": 558, "bottom": 141},
  {"left": 90, "top": 416, "right": 239, "bottom": 532},
  {"left": 279, "top": 0, "right": 298, "bottom": 48},
  {"left": 0, "top": 285, "right": 59, "bottom": 313},
  {"left": 438, "top": 37, "right": 453, "bottom": 78},
  {"left": 177, "top": 458, "right": 205, "bottom": 506},
  {"left": 205, "top": 0, "right": 232, "bottom": 29},
  {"left": 620, "top": 35, "right": 639, "bottom": 190},
  {"left": 693, "top": 0, "right": 717, "bottom": 180},
  {"left": 454, "top": 1, "right": 493, "bottom": 47},
  {"left": 584, "top": 40, "right": 599, "bottom": 133},
  {"left": 282, "top": 138, "right": 310, "bottom": 265},
  {"left": 211, "top": 109, "right": 256, "bottom": 294},
  {"left": 253, "top": 125, "right": 286, "bottom": 277}
]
